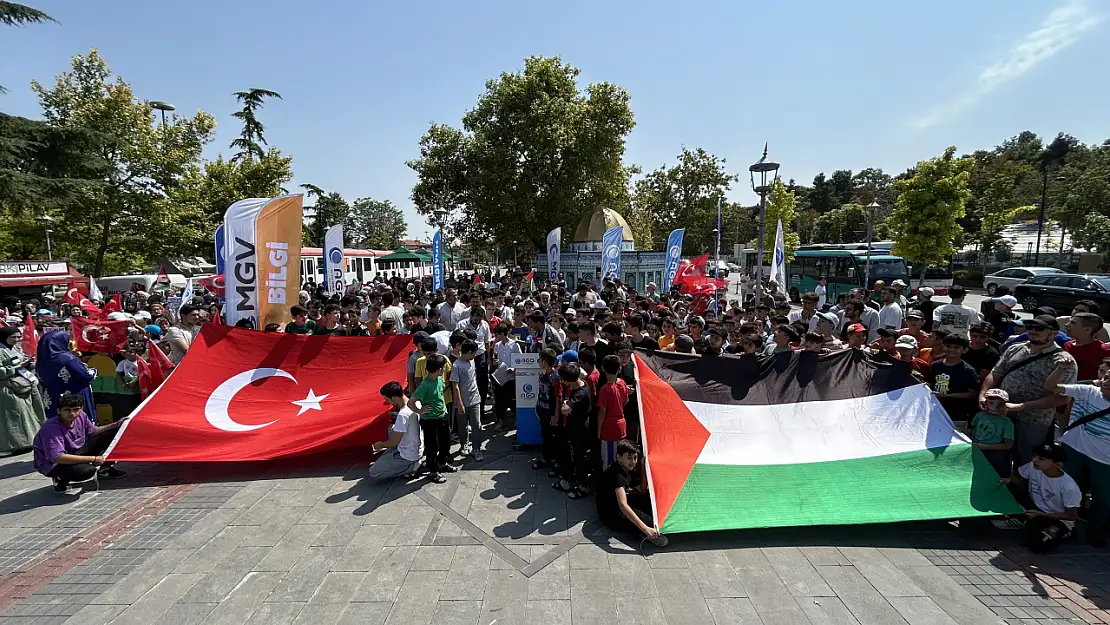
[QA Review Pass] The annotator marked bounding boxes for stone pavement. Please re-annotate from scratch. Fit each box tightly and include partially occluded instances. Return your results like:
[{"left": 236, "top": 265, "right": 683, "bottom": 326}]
[{"left": 0, "top": 428, "right": 1108, "bottom": 624}]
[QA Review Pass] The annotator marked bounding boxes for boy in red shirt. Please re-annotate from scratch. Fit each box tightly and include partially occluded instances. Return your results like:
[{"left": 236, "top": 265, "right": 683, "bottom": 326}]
[{"left": 597, "top": 355, "right": 629, "bottom": 469}]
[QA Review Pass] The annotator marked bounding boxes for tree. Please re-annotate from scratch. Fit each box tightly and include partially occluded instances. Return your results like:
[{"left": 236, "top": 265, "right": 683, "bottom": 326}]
[
  {"left": 812, "top": 203, "right": 869, "bottom": 244},
  {"left": 230, "top": 88, "right": 282, "bottom": 163},
  {"left": 31, "top": 50, "right": 216, "bottom": 276},
  {"left": 347, "top": 198, "right": 407, "bottom": 249},
  {"left": 0, "top": 2, "right": 56, "bottom": 94},
  {"left": 887, "top": 146, "right": 971, "bottom": 282},
  {"left": 301, "top": 185, "right": 349, "bottom": 246},
  {"left": 408, "top": 56, "right": 635, "bottom": 252},
  {"left": 1073, "top": 213, "right": 1110, "bottom": 254},
  {"left": 758, "top": 179, "right": 800, "bottom": 262},
  {"left": 631, "top": 147, "right": 738, "bottom": 254}
]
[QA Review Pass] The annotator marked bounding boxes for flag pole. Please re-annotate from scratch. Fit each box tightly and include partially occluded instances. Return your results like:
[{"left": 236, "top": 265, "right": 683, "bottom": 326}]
[{"left": 714, "top": 196, "right": 722, "bottom": 315}]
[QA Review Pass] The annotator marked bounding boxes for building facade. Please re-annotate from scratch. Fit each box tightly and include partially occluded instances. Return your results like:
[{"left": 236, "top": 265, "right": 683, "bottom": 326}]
[{"left": 535, "top": 207, "right": 667, "bottom": 291}]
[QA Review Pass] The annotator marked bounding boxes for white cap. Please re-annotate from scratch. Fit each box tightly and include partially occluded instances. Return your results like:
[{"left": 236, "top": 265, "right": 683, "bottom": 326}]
[
  {"left": 592, "top": 300, "right": 607, "bottom": 309},
  {"left": 919, "top": 287, "right": 935, "bottom": 298},
  {"left": 992, "top": 295, "right": 1018, "bottom": 308},
  {"left": 135, "top": 310, "right": 152, "bottom": 320},
  {"left": 107, "top": 312, "right": 132, "bottom": 321}
]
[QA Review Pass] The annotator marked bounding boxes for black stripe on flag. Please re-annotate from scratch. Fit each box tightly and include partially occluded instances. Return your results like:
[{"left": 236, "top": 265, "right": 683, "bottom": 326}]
[{"left": 638, "top": 348, "right": 920, "bottom": 406}]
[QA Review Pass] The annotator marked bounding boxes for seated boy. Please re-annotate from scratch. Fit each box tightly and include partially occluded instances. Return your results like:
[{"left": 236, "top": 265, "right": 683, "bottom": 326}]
[
  {"left": 970, "top": 388, "right": 1015, "bottom": 478},
  {"left": 595, "top": 439, "right": 668, "bottom": 547},
  {"left": 32, "top": 393, "right": 127, "bottom": 494},
  {"left": 993, "top": 442, "right": 1082, "bottom": 553}
]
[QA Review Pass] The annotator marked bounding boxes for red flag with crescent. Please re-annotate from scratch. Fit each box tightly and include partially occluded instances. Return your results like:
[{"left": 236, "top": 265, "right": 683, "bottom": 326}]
[
  {"left": 21, "top": 314, "right": 36, "bottom": 356},
  {"left": 138, "top": 338, "right": 173, "bottom": 398},
  {"left": 105, "top": 325, "right": 410, "bottom": 462},
  {"left": 197, "top": 274, "right": 225, "bottom": 297},
  {"left": 71, "top": 317, "right": 131, "bottom": 354},
  {"left": 102, "top": 293, "right": 122, "bottom": 315},
  {"left": 65, "top": 281, "right": 104, "bottom": 319}
]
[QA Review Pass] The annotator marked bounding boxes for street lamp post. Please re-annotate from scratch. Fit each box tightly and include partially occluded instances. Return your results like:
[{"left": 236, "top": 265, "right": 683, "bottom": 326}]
[
  {"left": 37, "top": 214, "right": 55, "bottom": 260},
  {"left": 865, "top": 200, "right": 879, "bottom": 288},
  {"left": 1033, "top": 170, "right": 1067, "bottom": 266},
  {"left": 150, "top": 101, "right": 175, "bottom": 126},
  {"left": 749, "top": 144, "right": 780, "bottom": 298}
]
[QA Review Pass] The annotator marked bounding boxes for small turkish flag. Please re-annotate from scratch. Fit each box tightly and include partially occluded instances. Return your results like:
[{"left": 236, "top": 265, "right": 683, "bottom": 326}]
[
  {"left": 106, "top": 325, "right": 410, "bottom": 462},
  {"left": 138, "top": 338, "right": 173, "bottom": 398},
  {"left": 197, "top": 274, "right": 225, "bottom": 297},
  {"left": 72, "top": 317, "right": 131, "bottom": 354},
  {"left": 65, "top": 281, "right": 104, "bottom": 319},
  {"left": 21, "top": 314, "right": 36, "bottom": 356},
  {"left": 103, "top": 293, "right": 122, "bottom": 315}
]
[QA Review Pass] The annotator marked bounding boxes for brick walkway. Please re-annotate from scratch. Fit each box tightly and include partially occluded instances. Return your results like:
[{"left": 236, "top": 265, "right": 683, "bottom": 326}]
[{"left": 0, "top": 430, "right": 1107, "bottom": 624}]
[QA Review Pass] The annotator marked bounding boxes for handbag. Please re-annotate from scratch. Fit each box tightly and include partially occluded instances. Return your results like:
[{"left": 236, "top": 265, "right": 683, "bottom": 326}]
[{"left": 6, "top": 369, "right": 36, "bottom": 397}]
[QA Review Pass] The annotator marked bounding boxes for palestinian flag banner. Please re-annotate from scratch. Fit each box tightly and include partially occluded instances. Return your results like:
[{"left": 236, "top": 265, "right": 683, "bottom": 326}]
[{"left": 636, "top": 350, "right": 1021, "bottom": 534}]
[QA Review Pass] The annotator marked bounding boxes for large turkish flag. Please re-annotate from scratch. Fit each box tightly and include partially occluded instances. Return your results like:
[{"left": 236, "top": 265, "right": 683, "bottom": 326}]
[
  {"left": 105, "top": 325, "right": 411, "bottom": 462},
  {"left": 72, "top": 317, "right": 131, "bottom": 354}
]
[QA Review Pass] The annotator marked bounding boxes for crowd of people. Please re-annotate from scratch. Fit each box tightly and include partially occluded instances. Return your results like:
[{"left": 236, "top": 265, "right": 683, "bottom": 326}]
[{"left": 3, "top": 269, "right": 1110, "bottom": 551}]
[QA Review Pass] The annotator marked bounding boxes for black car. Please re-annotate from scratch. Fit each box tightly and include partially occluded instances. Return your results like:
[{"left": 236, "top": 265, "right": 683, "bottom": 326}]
[{"left": 1013, "top": 273, "right": 1110, "bottom": 313}]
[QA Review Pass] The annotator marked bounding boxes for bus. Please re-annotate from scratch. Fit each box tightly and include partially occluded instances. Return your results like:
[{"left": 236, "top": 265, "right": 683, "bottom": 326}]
[
  {"left": 865, "top": 241, "right": 952, "bottom": 295},
  {"left": 786, "top": 245, "right": 909, "bottom": 302},
  {"left": 300, "top": 248, "right": 383, "bottom": 286}
]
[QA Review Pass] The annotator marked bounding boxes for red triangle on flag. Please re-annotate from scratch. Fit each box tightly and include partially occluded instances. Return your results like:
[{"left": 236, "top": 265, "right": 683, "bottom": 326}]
[{"left": 635, "top": 353, "right": 711, "bottom": 530}]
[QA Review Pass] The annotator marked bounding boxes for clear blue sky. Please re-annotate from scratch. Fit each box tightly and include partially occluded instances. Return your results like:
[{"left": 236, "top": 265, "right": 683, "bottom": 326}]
[{"left": 3, "top": 0, "right": 1107, "bottom": 241}]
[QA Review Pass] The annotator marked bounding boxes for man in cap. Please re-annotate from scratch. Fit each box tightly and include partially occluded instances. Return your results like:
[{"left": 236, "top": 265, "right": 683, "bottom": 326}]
[
  {"left": 932, "top": 285, "right": 981, "bottom": 340},
  {"left": 845, "top": 323, "right": 869, "bottom": 349},
  {"left": 987, "top": 295, "right": 1019, "bottom": 343},
  {"left": 912, "top": 286, "right": 938, "bottom": 332},
  {"left": 894, "top": 334, "right": 929, "bottom": 376},
  {"left": 979, "top": 314, "right": 1077, "bottom": 466},
  {"left": 814, "top": 312, "right": 842, "bottom": 349}
]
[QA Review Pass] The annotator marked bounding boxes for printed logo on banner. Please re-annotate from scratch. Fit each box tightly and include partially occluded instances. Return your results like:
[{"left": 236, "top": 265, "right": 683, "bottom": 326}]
[
  {"left": 328, "top": 246, "right": 344, "bottom": 294},
  {"left": 549, "top": 242, "right": 559, "bottom": 273},
  {"left": 603, "top": 244, "right": 619, "bottom": 277}
]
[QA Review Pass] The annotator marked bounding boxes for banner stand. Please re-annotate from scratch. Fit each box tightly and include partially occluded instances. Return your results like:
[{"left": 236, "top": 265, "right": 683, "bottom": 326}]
[{"left": 511, "top": 352, "right": 542, "bottom": 446}]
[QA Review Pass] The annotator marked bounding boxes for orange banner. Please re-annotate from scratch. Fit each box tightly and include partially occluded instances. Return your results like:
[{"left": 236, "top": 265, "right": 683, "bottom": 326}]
[{"left": 255, "top": 195, "right": 303, "bottom": 328}]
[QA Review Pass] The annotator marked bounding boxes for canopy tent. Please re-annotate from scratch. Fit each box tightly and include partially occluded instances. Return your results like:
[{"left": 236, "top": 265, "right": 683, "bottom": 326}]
[
  {"left": 375, "top": 248, "right": 425, "bottom": 262},
  {"left": 413, "top": 248, "right": 460, "bottom": 262}
]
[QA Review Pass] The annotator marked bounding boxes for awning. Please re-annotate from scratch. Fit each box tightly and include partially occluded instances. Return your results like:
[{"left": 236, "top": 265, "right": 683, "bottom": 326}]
[
  {"left": 0, "top": 275, "right": 78, "bottom": 288},
  {"left": 0, "top": 262, "right": 85, "bottom": 289}
]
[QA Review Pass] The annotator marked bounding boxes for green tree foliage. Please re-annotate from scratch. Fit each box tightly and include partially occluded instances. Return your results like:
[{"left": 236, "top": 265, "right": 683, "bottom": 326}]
[
  {"left": 301, "top": 185, "right": 349, "bottom": 246},
  {"left": 812, "top": 203, "right": 869, "bottom": 244},
  {"left": 30, "top": 50, "right": 216, "bottom": 276},
  {"left": 1073, "top": 213, "right": 1110, "bottom": 254},
  {"left": 631, "top": 148, "right": 739, "bottom": 254},
  {"left": 760, "top": 179, "right": 800, "bottom": 262},
  {"left": 230, "top": 88, "right": 282, "bottom": 163},
  {"left": 408, "top": 56, "right": 635, "bottom": 252},
  {"left": 0, "top": 2, "right": 56, "bottom": 94},
  {"left": 888, "top": 147, "right": 971, "bottom": 278},
  {"left": 347, "top": 197, "right": 407, "bottom": 249}
]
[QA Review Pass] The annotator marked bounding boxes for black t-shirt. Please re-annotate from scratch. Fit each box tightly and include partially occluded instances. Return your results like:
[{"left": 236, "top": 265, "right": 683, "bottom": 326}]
[
  {"left": 596, "top": 462, "right": 639, "bottom": 527},
  {"left": 585, "top": 339, "right": 613, "bottom": 362},
  {"left": 631, "top": 335, "right": 659, "bottom": 352},
  {"left": 928, "top": 359, "right": 981, "bottom": 420},
  {"left": 965, "top": 345, "right": 1001, "bottom": 378},
  {"left": 566, "top": 385, "right": 591, "bottom": 430}
]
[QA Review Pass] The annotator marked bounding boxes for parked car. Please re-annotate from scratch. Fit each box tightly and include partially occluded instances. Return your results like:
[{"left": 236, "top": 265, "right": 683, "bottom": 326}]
[
  {"left": 1013, "top": 274, "right": 1110, "bottom": 313},
  {"left": 982, "top": 267, "right": 1063, "bottom": 295}
]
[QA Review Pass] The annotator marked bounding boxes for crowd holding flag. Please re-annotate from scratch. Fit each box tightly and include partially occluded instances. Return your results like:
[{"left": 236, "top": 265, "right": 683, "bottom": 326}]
[
  {"left": 71, "top": 317, "right": 131, "bottom": 354},
  {"left": 64, "top": 281, "right": 103, "bottom": 318}
]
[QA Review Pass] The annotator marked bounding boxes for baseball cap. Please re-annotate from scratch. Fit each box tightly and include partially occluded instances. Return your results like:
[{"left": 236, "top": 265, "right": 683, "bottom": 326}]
[
  {"left": 412, "top": 331, "right": 430, "bottom": 345},
  {"left": 708, "top": 327, "right": 728, "bottom": 339},
  {"left": 906, "top": 309, "right": 924, "bottom": 319},
  {"left": 991, "top": 295, "right": 1018, "bottom": 308},
  {"left": 675, "top": 334, "right": 695, "bottom": 350},
  {"left": 144, "top": 324, "right": 163, "bottom": 337},
  {"left": 557, "top": 350, "right": 578, "bottom": 362},
  {"left": 984, "top": 388, "right": 1010, "bottom": 402},
  {"left": 135, "top": 310, "right": 152, "bottom": 320},
  {"left": 1024, "top": 314, "right": 1060, "bottom": 331},
  {"left": 565, "top": 307, "right": 575, "bottom": 315},
  {"left": 918, "top": 287, "right": 935, "bottom": 298},
  {"left": 895, "top": 335, "right": 918, "bottom": 349},
  {"left": 876, "top": 327, "right": 898, "bottom": 338},
  {"left": 847, "top": 323, "right": 867, "bottom": 334},
  {"left": 891, "top": 279, "right": 907, "bottom": 288},
  {"left": 592, "top": 300, "right": 607, "bottom": 309},
  {"left": 107, "top": 312, "right": 132, "bottom": 321},
  {"left": 815, "top": 312, "right": 838, "bottom": 325},
  {"left": 35, "top": 308, "right": 53, "bottom": 316}
]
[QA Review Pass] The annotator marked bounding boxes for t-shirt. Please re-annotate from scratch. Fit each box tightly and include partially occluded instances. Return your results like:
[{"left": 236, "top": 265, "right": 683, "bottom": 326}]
[
  {"left": 414, "top": 356, "right": 453, "bottom": 404},
  {"left": 598, "top": 379, "right": 629, "bottom": 441},
  {"left": 115, "top": 359, "right": 138, "bottom": 378},
  {"left": 1017, "top": 461, "right": 1083, "bottom": 529},
  {"left": 932, "top": 303, "right": 981, "bottom": 339},
  {"left": 379, "top": 305, "right": 407, "bottom": 334},
  {"left": 658, "top": 335, "right": 676, "bottom": 351},
  {"left": 449, "top": 358, "right": 481, "bottom": 408},
  {"left": 457, "top": 319, "right": 491, "bottom": 354},
  {"left": 992, "top": 343, "right": 1077, "bottom": 425},
  {"left": 970, "top": 411, "right": 1014, "bottom": 445},
  {"left": 164, "top": 323, "right": 199, "bottom": 364},
  {"left": 411, "top": 377, "right": 446, "bottom": 421},
  {"left": 596, "top": 461, "right": 640, "bottom": 528},
  {"left": 631, "top": 335, "right": 660, "bottom": 352},
  {"left": 565, "top": 385, "right": 592, "bottom": 431},
  {"left": 392, "top": 406, "right": 423, "bottom": 462},
  {"left": 928, "top": 360, "right": 980, "bottom": 420},
  {"left": 1060, "top": 384, "right": 1110, "bottom": 465},
  {"left": 284, "top": 320, "right": 317, "bottom": 335},
  {"left": 878, "top": 302, "right": 904, "bottom": 331},
  {"left": 32, "top": 415, "right": 96, "bottom": 476},
  {"left": 536, "top": 370, "right": 556, "bottom": 418},
  {"left": 1064, "top": 340, "right": 1110, "bottom": 382},
  {"left": 965, "top": 345, "right": 1001, "bottom": 378}
]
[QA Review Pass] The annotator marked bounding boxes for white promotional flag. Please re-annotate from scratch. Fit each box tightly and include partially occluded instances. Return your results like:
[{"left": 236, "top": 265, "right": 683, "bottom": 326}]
[
  {"left": 323, "top": 224, "right": 345, "bottom": 296},
  {"left": 772, "top": 219, "right": 787, "bottom": 291},
  {"left": 178, "top": 278, "right": 193, "bottom": 315},
  {"left": 546, "top": 227, "right": 561, "bottom": 283},
  {"left": 88, "top": 276, "right": 103, "bottom": 302}
]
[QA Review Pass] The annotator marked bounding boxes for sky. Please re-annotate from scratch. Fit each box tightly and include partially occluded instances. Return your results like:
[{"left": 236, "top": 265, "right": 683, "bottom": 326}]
[{"left": 2, "top": 0, "right": 1108, "bottom": 242}]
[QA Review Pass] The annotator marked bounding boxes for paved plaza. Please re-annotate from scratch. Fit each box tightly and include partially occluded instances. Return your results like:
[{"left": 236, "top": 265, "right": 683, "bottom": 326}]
[{"left": 0, "top": 427, "right": 1108, "bottom": 625}]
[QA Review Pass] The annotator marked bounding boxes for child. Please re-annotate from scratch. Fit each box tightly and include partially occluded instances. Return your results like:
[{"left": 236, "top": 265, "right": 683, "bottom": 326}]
[
  {"left": 802, "top": 332, "right": 826, "bottom": 353},
  {"left": 772, "top": 325, "right": 799, "bottom": 353},
  {"left": 928, "top": 334, "right": 980, "bottom": 425},
  {"left": 115, "top": 347, "right": 139, "bottom": 392},
  {"left": 970, "top": 388, "right": 1015, "bottom": 479},
  {"left": 407, "top": 354, "right": 454, "bottom": 483},
  {"left": 994, "top": 442, "right": 1082, "bottom": 553},
  {"left": 554, "top": 362, "right": 592, "bottom": 499},
  {"left": 596, "top": 355, "right": 629, "bottom": 469},
  {"left": 532, "top": 349, "right": 559, "bottom": 470},
  {"left": 491, "top": 324, "right": 521, "bottom": 431},
  {"left": 450, "top": 340, "right": 484, "bottom": 461},
  {"left": 595, "top": 439, "right": 667, "bottom": 547},
  {"left": 658, "top": 318, "right": 677, "bottom": 351},
  {"left": 414, "top": 339, "right": 453, "bottom": 430},
  {"left": 284, "top": 305, "right": 317, "bottom": 334}
]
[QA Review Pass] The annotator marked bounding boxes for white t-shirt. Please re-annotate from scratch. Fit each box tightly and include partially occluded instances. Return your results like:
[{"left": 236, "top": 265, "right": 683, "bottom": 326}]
[
  {"left": 457, "top": 319, "right": 491, "bottom": 354},
  {"left": 879, "top": 302, "right": 904, "bottom": 331},
  {"left": 788, "top": 311, "right": 819, "bottom": 333},
  {"left": 932, "top": 302, "right": 981, "bottom": 339},
  {"left": 1017, "top": 461, "right": 1083, "bottom": 529},
  {"left": 430, "top": 330, "right": 452, "bottom": 355},
  {"left": 379, "top": 305, "right": 407, "bottom": 334},
  {"left": 815, "top": 285, "right": 827, "bottom": 310},
  {"left": 393, "top": 406, "right": 423, "bottom": 462},
  {"left": 493, "top": 339, "right": 522, "bottom": 369},
  {"left": 1060, "top": 384, "right": 1110, "bottom": 465},
  {"left": 115, "top": 359, "right": 138, "bottom": 377}
]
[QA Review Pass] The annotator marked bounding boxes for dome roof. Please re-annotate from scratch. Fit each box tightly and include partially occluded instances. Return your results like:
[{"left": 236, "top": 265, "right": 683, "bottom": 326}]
[{"left": 572, "top": 207, "right": 634, "bottom": 243}]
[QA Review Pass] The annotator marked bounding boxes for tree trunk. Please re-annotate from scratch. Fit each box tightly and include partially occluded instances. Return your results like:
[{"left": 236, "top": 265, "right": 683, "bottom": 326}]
[{"left": 93, "top": 213, "right": 111, "bottom": 278}]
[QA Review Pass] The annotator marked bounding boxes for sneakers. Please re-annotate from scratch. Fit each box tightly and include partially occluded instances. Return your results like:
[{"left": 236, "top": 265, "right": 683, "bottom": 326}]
[
  {"left": 52, "top": 480, "right": 79, "bottom": 495},
  {"left": 98, "top": 467, "right": 126, "bottom": 479},
  {"left": 991, "top": 518, "right": 1026, "bottom": 531},
  {"left": 472, "top": 450, "right": 485, "bottom": 462},
  {"left": 428, "top": 473, "right": 447, "bottom": 484},
  {"left": 649, "top": 534, "right": 669, "bottom": 547},
  {"left": 439, "top": 464, "right": 459, "bottom": 473}
]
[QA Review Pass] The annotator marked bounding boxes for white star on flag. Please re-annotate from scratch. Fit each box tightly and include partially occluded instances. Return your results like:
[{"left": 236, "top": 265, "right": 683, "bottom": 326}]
[{"left": 291, "top": 389, "right": 330, "bottom": 416}]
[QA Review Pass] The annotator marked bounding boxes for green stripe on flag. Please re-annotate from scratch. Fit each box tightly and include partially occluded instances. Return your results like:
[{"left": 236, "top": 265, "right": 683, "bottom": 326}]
[{"left": 660, "top": 445, "right": 1022, "bottom": 534}]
